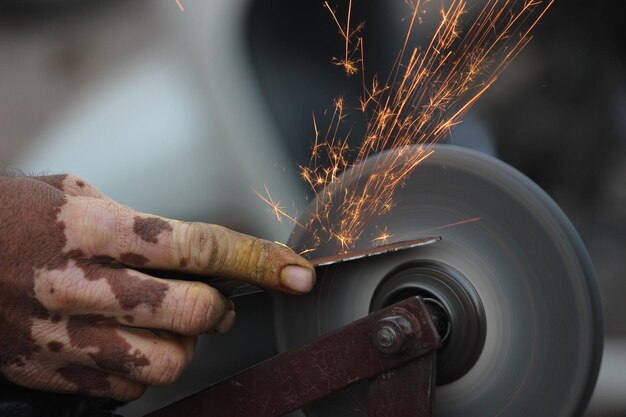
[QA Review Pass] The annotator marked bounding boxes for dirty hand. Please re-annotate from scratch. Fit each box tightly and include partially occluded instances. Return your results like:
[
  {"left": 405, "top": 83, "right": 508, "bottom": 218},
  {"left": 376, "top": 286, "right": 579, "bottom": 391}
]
[{"left": 0, "top": 175, "right": 315, "bottom": 401}]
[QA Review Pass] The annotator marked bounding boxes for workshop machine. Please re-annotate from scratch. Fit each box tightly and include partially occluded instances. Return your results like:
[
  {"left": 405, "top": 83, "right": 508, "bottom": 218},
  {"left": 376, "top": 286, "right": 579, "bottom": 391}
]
[{"left": 150, "top": 145, "right": 603, "bottom": 417}]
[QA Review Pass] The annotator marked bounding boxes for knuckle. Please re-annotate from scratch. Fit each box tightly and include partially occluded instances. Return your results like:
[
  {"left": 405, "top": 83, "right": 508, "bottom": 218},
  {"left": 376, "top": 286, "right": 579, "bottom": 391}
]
[
  {"left": 63, "top": 174, "right": 82, "bottom": 182},
  {"left": 7, "top": 365, "right": 54, "bottom": 390},
  {"left": 111, "top": 203, "right": 133, "bottom": 253},
  {"left": 16, "top": 177, "right": 67, "bottom": 211},
  {"left": 33, "top": 174, "right": 69, "bottom": 193},
  {"left": 177, "top": 284, "right": 222, "bottom": 334},
  {"left": 66, "top": 198, "right": 116, "bottom": 254},
  {"left": 148, "top": 344, "right": 187, "bottom": 387},
  {"left": 112, "top": 382, "right": 146, "bottom": 401},
  {"left": 69, "top": 198, "right": 128, "bottom": 255},
  {"left": 201, "top": 294, "right": 222, "bottom": 331},
  {"left": 244, "top": 238, "right": 273, "bottom": 285},
  {"left": 175, "top": 222, "right": 193, "bottom": 262},
  {"left": 62, "top": 174, "right": 83, "bottom": 189},
  {"left": 189, "top": 223, "right": 222, "bottom": 269},
  {"left": 254, "top": 240, "right": 272, "bottom": 280},
  {"left": 98, "top": 206, "right": 139, "bottom": 257},
  {"left": 47, "top": 272, "right": 90, "bottom": 311},
  {"left": 61, "top": 175, "right": 104, "bottom": 198}
]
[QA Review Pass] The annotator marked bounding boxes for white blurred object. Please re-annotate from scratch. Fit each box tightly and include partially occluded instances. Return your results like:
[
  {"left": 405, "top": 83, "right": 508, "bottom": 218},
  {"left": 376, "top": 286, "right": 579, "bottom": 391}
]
[
  {"left": 17, "top": 52, "right": 217, "bottom": 217},
  {"left": 586, "top": 338, "right": 626, "bottom": 416},
  {"left": 14, "top": 0, "right": 301, "bottom": 242}
]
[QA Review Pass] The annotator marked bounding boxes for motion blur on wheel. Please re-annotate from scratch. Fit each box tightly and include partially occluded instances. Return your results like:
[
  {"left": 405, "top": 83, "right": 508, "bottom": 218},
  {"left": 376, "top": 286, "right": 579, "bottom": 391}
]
[{"left": 276, "top": 145, "right": 603, "bottom": 417}]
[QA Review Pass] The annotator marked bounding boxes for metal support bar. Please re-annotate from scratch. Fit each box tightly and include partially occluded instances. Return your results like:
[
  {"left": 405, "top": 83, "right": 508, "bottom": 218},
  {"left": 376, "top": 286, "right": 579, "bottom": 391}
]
[
  {"left": 369, "top": 353, "right": 437, "bottom": 417},
  {"left": 146, "top": 297, "right": 440, "bottom": 417}
]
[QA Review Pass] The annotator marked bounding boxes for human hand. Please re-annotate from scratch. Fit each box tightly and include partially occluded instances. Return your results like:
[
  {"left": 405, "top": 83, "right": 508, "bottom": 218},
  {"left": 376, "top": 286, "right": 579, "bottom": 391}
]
[{"left": 0, "top": 174, "right": 315, "bottom": 401}]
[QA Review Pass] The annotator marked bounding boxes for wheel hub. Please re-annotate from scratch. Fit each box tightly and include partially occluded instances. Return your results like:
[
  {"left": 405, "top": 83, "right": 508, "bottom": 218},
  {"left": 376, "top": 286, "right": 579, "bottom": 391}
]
[{"left": 370, "top": 260, "right": 486, "bottom": 385}]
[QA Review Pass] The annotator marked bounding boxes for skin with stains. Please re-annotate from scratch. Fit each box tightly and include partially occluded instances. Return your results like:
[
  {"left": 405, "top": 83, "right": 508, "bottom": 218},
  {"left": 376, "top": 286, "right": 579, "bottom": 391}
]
[
  {"left": 72, "top": 255, "right": 168, "bottom": 312},
  {"left": 66, "top": 315, "right": 149, "bottom": 374},
  {"left": 133, "top": 216, "right": 173, "bottom": 244},
  {"left": 0, "top": 177, "right": 63, "bottom": 369},
  {"left": 120, "top": 252, "right": 149, "bottom": 267},
  {"left": 47, "top": 342, "right": 64, "bottom": 353},
  {"left": 32, "top": 174, "right": 67, "bottom": 191},
  {"left": 57, "top": 367, "right": 111, "bottom": 393},
  {"left": 0, "top": 174, "right": 315, "bottom": 401}
]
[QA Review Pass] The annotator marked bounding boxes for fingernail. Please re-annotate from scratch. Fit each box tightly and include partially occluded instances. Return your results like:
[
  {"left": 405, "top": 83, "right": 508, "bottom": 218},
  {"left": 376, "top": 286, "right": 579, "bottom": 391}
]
[
  {"left": 281, "top": 266, "right": 315, "bottom": 293},
  {"left": 217, "top": 310, "right": 236, "bottom": 333}
]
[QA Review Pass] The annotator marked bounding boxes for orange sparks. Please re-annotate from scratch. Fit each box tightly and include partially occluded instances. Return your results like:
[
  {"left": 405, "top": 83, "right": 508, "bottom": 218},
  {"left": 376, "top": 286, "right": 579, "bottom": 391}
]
[
  {"left": 259, "top": 0, "right": 553, "bottom": 253},
  {"left": 324, "top": 0, "right": 364, "bottom": 75},
  {"left": 414, "top": 217, "right": 483, "bottom": 235},
  {"left": 298, "top": 248, "right": 318, "bottom": 257},
  {"left": 253, "top": 186, "right": 307, "bottom": 229},
  {"left": 175, "top": 0, "right": 184, "bottom": 12},
  {"left": 274, "top": 241, "right": 296, "bottom": 253},
  {"left": 372, "top": 228, "right": 392, "bottom": 246}
]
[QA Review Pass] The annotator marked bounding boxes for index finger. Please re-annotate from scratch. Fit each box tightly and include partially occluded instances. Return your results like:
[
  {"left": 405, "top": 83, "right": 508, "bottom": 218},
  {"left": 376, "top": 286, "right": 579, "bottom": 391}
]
[
  {"left": 168, "top": 221, "right": 316, "bottom": 294},
  {"left": 60, "top": 197, "right": 315, "bottom": 294}
]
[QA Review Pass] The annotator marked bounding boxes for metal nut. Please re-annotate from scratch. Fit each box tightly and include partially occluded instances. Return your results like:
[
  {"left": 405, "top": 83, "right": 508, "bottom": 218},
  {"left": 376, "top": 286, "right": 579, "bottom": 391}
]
[
  {"left": 372, "top": 315, "right": 413, "bottom": 353},
  {"left": 376, "top": 325, "right": 398, "bottom": 348}
]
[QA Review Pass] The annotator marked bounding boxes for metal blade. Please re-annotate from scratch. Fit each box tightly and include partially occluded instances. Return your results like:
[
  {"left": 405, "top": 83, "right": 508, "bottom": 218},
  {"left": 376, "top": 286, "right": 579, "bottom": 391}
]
[
  {"left": 311, "top": 236, "right": 440, "bottom": 267},
  {"left": 206, "top": 237, "right": 440, "bottom": 298}
]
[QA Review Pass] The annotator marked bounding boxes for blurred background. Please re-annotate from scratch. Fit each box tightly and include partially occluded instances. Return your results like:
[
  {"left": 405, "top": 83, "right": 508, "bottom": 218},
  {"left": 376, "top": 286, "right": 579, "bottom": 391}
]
[{"left": 0, "top": 0, "right": 624, "bottom": 415}]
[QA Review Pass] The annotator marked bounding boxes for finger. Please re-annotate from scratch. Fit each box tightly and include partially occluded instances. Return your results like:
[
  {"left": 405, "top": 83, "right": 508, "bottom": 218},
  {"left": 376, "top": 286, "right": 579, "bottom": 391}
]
[
  {"left": 60, "top": 323, "right": 196, "bottom": 387},
  {"left": 37, "top": 265, "right": 235, "bottom": 335},
  {"left": 58, "top": 368, "right": 146, "bottom": 401},
  {"left": 33, "top": 316, "right": 197, "bottom": 387},
  {"left": 35, "top": 174, "right": 109, "bottom": 199},
  {"left": 59, "top": 197, "right": 316, "bottom": 294},
  {"left": 8, "top": 365, "right": 145, "bottom": 401},
  {"left": 113, "top": 327, "right": 197, "bottom": 387},
  {"left": 168, "top": 222, "right": 316, "bottom": 294}
]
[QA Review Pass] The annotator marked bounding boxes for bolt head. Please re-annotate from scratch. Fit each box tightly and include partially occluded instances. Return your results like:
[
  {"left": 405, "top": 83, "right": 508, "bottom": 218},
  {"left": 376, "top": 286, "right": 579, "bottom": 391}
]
[
  {"left": 376, "top": 326, "right": 398, "bottom": 348},
  {"left": 373, "top": 316, "right": 412, "bottom": 353}
]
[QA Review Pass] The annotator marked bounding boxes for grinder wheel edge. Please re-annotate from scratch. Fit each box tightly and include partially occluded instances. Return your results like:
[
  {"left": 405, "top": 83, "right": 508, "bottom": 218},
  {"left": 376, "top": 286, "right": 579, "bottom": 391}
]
[{"left": 273, "top": 145, "right": 603, "bottom": 417}]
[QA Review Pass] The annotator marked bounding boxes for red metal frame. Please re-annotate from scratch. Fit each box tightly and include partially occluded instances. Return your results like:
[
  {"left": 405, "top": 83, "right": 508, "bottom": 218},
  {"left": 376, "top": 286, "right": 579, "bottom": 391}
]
[{"left": 147, "top": 297, "right": 441, "bottom": 417}]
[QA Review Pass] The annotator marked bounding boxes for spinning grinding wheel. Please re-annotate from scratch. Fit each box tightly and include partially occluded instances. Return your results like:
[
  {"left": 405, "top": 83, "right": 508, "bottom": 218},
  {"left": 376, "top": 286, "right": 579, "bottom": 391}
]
[
  {"left": 274, "top": 145, "right": 603, "bottom": 417},
  {"left": 150, "top": 145, "right": 602, "bottom": 417}
]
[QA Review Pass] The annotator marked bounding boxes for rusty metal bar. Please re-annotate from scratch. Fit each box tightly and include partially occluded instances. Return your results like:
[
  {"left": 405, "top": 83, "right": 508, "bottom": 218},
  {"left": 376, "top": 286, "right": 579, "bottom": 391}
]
[
  {"left": 146, "top": 297, "right": 440, "bottom": 417},
  {"left": 369, "top": 353, "right": 437, "bottom": 417}
]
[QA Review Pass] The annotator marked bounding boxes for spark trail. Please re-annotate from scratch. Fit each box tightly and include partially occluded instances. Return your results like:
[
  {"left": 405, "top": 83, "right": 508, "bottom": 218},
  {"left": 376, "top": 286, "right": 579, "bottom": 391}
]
[{"left": 261, "top": 0, "right": 554, "bottom": 253}]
